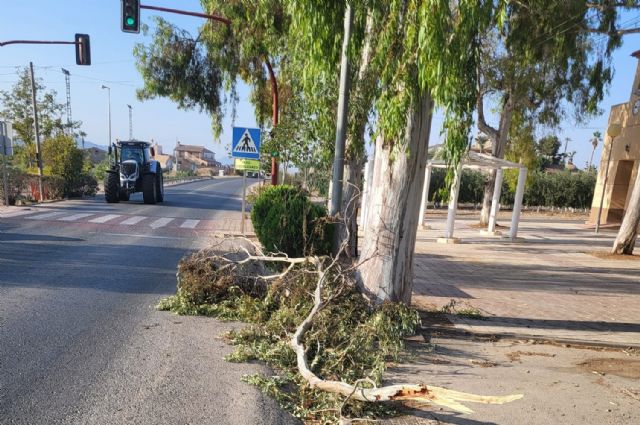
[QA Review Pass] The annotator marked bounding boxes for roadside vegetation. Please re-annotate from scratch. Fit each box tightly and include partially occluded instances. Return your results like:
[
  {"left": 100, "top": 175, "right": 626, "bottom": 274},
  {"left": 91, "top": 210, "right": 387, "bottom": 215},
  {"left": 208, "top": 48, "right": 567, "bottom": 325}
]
[{"left": 0, "top": 68, "right": 98, "bottom": 203}]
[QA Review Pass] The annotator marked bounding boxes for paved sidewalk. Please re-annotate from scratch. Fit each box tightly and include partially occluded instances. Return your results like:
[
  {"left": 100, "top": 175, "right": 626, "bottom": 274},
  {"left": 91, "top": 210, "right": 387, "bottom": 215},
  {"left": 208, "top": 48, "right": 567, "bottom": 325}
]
[{"left": 411, "top": 214, "right": 640, "bottom": 348}]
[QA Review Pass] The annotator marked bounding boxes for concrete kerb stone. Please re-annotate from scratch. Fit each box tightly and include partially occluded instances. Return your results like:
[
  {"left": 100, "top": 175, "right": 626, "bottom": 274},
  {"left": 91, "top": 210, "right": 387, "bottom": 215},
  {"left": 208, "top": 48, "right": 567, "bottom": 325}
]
[{"left": 427, "top": 317, "right": 640, "bottom": 350}]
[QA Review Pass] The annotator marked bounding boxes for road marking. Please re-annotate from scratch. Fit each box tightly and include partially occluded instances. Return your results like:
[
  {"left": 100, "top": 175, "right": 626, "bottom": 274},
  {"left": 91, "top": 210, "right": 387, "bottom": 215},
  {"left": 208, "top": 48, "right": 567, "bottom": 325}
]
[
  {"left": 180, "top": 219, "right": 200, "bottom": 229},
  {"left": 120, "top": 216, "right": 147, "bottom": 225},
  {"left": 0, "top": 209, "right": 39, "bottom": 218},
  {"left": 149, "top": 217, "right": 174, "bottom": 229},
  {"left": 103, "top": 233, "right": 190, "bottom": 240},
  {"left": 26, "top": 211, "right": 65, "bottom": 220},
  {"left": 88, "top": 214, "right": 122, "bottom": 224},
  {"left": 58, "top": 213, "right": 94, "bottom": 222}
]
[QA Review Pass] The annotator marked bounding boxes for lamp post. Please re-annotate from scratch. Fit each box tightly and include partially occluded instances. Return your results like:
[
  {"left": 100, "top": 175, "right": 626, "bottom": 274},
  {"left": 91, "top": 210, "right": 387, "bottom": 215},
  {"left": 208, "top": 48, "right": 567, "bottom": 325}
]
[
  {"left": 127, "top": 104, "right": 132, "bottom": 140},
  {"left": 101, "top": 85, "right": 112, "bottom": 148},
  {"left": 595, "top": 123, "right": 622, "bottom": 233}
]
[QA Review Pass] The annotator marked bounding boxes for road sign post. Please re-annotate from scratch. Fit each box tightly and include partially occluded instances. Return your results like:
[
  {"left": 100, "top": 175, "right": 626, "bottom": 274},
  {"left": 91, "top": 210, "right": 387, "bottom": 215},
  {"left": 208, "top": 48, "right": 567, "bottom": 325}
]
[{"left": 232, "top": 127, "right": 261, "bottom": 235}]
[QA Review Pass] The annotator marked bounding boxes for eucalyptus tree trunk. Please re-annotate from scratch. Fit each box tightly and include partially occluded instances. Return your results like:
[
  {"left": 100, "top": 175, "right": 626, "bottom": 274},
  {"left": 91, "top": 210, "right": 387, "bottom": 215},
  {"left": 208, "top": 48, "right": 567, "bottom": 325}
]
[
  {"left": 356, "top": 91, "right": 433, "bottom": 305},
  {"left": 478, "top": 94, "right": 514, "bottom": 226},
  {"left": 611, "top": 169, "right": 640, "bottom": 255},
  {"left": 340, "top": 136, "right": 366, "bottom": 258}
]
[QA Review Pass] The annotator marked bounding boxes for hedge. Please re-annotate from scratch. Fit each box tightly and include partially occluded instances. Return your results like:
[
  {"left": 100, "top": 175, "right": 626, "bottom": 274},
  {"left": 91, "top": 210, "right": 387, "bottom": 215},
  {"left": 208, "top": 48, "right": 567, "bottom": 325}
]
[{"left": 428, "top": 169, "right": 596, "bottom": 209}]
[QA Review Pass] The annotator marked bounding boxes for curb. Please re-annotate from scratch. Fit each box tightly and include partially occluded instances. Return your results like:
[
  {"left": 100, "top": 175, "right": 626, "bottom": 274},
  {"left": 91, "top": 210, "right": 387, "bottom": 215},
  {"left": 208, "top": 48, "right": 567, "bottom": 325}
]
[{"left": 424, "top": 323, "right": 640, "bottom": 351}]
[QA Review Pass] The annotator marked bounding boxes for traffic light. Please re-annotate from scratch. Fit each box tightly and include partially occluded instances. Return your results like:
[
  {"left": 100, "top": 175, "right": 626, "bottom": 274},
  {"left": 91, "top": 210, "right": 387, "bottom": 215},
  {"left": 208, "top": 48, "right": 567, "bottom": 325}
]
[
  {"left": 75, "top": 34, "right": 91, "bottom": 66},
  {"left": 121, "top": 0, "right": 140, "bottom": 33}
]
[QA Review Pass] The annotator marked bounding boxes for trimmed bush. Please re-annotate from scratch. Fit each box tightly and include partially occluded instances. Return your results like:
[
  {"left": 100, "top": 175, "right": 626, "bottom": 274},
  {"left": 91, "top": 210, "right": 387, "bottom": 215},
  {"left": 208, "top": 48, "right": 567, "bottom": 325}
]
[
  {"left": 250, "top": 185, "right": 332, "bottom": 256},
  {"left": 428, "top": 168, "right": 596, "bottom": 209}
]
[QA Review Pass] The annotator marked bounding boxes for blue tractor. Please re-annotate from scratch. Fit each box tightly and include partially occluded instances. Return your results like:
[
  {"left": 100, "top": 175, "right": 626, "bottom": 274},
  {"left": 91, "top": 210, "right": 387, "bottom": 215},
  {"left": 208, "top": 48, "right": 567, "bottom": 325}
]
[{"left": 104, "top": 140, "right": 164, "bottom": 204}]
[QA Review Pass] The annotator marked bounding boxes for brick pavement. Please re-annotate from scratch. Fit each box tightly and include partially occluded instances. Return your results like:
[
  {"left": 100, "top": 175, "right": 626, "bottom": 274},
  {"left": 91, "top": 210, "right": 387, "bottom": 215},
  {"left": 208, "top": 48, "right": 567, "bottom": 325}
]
[{"left": 411, "top": 215, "right": 640, "bottom": 347}]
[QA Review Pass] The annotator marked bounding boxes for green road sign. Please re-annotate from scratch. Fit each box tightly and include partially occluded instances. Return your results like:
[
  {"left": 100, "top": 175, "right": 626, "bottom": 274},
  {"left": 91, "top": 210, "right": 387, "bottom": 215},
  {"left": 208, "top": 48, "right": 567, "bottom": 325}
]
[
  {"left": 235, "top": 158, "right": 260, "bottom": 171},
  {"left": 271, "top": 151, "right": 279, "bottom": 158}
]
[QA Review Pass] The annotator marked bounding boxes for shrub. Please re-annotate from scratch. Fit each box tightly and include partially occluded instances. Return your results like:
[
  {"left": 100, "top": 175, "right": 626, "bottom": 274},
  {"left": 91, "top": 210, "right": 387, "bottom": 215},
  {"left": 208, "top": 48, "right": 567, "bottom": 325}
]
[
  {"left": 250, "top": 185, "right": 332, "bottom": 256},
  {"left": 0, "top": 167, "right": 28, "bottom": 205}
]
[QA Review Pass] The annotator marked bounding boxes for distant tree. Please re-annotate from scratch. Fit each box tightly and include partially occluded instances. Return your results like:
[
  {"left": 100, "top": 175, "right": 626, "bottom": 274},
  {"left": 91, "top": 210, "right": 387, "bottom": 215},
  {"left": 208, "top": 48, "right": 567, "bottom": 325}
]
[
  {"left": 0, "top": 67, "right": 79, "bottom": 169},
  {"left": 475, "top": 1, "right": 638, "bottom": 225},
  {"left": 588, "top": 131, "right": 601, "bottom": 170},
  {"left": 537, "top": 135, "right": 563, "bottom": 167}
]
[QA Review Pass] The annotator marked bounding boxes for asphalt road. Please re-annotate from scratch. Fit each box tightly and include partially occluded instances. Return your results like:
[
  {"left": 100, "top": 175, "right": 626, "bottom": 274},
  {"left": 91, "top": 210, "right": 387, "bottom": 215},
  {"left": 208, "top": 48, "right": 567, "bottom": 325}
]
[{"left": 0, "top": 178, "right": 297, "bottom": 425}]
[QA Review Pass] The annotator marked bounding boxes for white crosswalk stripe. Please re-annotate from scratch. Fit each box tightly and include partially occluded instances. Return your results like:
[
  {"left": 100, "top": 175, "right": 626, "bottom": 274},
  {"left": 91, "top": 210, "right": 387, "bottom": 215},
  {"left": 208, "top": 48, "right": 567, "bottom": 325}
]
[
  {"left": 180, "top": 219, "right": 199, "bottom": 229},
  {"left": 149, "top": 217, "right": 174, "bottom": 229},
  {"left": 58, "top": 213, "right": 93, "bottom": 222},
  {"left": 26, "top": 211, "right": 65, "bottom": 220},
  {"left": 88, "top": 214, "right": 122, "bottom": 224},
  {"left": 120, "top": 216, "right": 146, "bottom": 225}
]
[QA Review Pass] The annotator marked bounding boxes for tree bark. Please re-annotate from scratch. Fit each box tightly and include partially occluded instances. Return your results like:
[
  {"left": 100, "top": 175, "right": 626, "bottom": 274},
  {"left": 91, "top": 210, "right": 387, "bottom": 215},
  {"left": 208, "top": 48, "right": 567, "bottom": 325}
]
[
  {"left": 611, "top": 167, "right": 640, "bottom": 255},
  {"left": 478, "top": 92, "right": 514, "bottom": 226},
  {"left": 340, "top": 142, "right": 366, "bottom": 258},
  {"left": 356, "top": 91, "right": 433, "bottom": 305}
]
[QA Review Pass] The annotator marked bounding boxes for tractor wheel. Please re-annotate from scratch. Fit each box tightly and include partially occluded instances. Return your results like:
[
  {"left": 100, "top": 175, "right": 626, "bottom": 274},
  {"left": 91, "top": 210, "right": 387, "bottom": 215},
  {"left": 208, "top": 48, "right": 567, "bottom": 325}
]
[
  {"left": 105, "top": 172, "right": 120, "bottom": 203},
  {"left": 118, "top": 190, "right": 130, "bottom": 201},
  {"left": 156, "top": 171, "right": 164, "bottom": 203},
  {"left": 143, "top": 173, "right": 157, "bottom": 204}
]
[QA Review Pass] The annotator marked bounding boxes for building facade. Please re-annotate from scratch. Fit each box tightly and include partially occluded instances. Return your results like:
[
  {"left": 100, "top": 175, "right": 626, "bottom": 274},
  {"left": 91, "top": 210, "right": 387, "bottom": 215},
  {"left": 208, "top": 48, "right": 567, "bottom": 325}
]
[
  {"left": 589, "top": 51, "right": 640, "bottom": 225},
  {"left": 173, "top": 142, "right": 220, "bottom": 172}
]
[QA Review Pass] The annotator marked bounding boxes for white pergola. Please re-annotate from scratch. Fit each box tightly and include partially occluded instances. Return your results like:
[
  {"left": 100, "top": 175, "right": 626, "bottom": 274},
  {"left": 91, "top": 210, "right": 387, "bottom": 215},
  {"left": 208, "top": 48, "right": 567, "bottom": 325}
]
[{"left": 418, "top": 151, "right": 528, "bottom": 242}]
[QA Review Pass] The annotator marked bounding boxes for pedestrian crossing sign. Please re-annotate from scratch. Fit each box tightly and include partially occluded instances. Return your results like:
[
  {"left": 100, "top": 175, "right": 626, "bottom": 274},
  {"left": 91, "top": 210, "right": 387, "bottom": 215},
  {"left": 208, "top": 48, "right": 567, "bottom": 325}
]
[{"left": 232, "top": 127, "right": 261, "bottom": 159}]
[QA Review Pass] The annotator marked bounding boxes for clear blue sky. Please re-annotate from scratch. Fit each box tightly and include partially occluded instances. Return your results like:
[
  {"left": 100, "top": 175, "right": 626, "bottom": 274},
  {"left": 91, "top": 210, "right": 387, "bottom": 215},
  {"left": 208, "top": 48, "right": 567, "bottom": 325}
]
[{"left": 0, "top": 1, "right": 638, "bottom": 168}]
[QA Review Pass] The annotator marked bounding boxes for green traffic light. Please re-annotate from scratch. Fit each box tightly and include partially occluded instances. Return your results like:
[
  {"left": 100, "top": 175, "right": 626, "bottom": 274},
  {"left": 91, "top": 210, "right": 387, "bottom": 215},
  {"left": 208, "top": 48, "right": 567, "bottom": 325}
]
[{"left": 126, "top": 17, "right": 135, "bottom": 26}]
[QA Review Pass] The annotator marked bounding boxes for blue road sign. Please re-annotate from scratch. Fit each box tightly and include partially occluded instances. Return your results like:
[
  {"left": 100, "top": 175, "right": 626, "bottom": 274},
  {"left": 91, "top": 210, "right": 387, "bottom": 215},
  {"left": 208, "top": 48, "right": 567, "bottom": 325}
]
[{"left": 232, "top": 127, "right": 261, "bottom": 159}]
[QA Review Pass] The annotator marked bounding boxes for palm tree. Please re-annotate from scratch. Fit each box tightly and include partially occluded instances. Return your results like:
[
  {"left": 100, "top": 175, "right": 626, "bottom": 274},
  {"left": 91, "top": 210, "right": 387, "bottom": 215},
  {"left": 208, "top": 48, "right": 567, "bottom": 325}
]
[{"left": 588, "top": 131, "right": 601, "bottom": 170}]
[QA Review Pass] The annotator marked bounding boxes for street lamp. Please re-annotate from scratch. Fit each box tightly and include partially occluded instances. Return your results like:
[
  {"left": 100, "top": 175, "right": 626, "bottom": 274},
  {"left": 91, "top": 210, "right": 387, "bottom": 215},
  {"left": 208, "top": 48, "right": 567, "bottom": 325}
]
[
  {"left": 101, "top": 85, "right": 112, "bottom": 149},
  {"left": 127, "top": 104, "right": 132, "bottom": 140},
  {"left": 595, "top": 123, "right": 622, "bottom": 233}
]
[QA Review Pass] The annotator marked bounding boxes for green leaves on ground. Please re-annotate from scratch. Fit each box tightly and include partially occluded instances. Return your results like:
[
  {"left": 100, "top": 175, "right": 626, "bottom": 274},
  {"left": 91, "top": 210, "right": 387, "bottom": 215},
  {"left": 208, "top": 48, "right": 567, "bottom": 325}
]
[{"left": 157, "top": 251, "right": 420, "bottom": 422}]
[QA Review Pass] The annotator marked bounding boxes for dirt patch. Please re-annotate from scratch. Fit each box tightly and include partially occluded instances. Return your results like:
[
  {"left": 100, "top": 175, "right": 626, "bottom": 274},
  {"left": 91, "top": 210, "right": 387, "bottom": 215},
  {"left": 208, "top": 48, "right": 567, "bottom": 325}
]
[
  {"left": 586, "top": 251, "right": 640, "bottom": 261},
  {"left": 577, "top": 358, "right": 640, "bottom": 379},
  {"left": 506, "top": 351, "right": 556, "bottom": 362},
  {"left": 471, "top": 360, "right": 498, "bottom": 368},
  {"left": 468, "top": 222, "right": 509, "bottom": 229}
]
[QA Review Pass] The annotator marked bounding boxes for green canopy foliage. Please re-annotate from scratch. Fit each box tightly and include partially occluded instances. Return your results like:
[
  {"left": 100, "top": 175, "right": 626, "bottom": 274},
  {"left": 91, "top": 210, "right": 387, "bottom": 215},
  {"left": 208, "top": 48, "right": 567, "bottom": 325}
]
[{"left": 0, "top": 67, "right": 77, "bottom": 169}]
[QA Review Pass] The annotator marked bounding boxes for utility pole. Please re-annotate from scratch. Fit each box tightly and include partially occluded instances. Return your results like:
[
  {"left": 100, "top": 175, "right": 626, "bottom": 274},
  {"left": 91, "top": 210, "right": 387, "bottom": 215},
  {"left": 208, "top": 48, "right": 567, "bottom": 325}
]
[
  {"left": 329, "top": 4, "right": 353, "bottom": 216},
  {"left": 62, "top": 68, "right": 72, "bottom": 134},
  {"left": 1, "top": 121, "right": 10, "bottom": 206},
  {"left": 127, "top": 104, "right": 133, "bottom": 139},
  {"left": 29, "top": 62, "right": 44, "bottom": 202},
  {"left": 102, "top": 85, "right": 112, "bottom": 148}
]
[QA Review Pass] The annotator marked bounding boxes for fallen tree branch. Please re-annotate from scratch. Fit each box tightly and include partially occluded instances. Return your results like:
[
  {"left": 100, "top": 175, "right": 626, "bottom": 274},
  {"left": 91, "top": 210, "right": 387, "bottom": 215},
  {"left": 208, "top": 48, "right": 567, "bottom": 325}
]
[
  {"left": 288, "top": 256, "right": 523, "bottom": 414},
  {"left": 199, "top": 239, "right": 523, "bottom": 415}
]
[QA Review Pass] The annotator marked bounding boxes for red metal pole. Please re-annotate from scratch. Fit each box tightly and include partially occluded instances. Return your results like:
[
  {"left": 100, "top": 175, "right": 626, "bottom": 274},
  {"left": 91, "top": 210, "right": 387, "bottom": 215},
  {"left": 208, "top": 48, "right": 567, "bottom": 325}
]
[
  {"left": 265, "top": 61, "right": 279, "bottom": 185},
  {"left": 140, "top": 4, "right": 232, "bottom": 25}
]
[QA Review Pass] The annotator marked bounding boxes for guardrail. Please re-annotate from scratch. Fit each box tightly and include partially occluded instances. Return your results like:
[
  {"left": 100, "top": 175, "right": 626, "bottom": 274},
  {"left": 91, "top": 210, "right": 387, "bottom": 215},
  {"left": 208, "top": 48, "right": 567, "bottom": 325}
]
[{"left": 163, "top": 176, "right": 213, "bottom": 186}]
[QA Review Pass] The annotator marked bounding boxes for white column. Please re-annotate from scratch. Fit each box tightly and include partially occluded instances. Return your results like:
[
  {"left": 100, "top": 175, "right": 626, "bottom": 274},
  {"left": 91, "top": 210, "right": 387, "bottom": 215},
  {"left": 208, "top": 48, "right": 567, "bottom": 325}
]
[
  {"left": 487, "top": 168, "right": 504, "bottom": 233},
  {"left": 509, "top": 167, "right": 528, "bottom": 240},
  {"left": 444, "top": 164, "right": 463, "bottom": 239},
  {"left": 360, "top": 161, "right": 370, "bottom": 227},
  {"left": 418, "top": 165, "right": 433, "bottom": 229}
]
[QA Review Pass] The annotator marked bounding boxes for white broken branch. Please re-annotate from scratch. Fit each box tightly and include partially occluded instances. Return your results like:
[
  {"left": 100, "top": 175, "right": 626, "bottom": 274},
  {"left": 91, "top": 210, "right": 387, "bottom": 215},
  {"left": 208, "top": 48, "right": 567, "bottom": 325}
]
[{"left": 205, "top": 239, "right": 523, "bottom": 415}]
